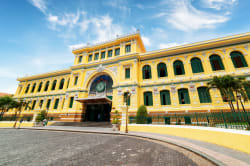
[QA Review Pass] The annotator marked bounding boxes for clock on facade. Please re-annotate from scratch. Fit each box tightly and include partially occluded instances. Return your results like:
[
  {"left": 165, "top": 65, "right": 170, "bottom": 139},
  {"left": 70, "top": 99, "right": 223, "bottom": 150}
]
[{"left": 96, "top": 81, "right": 105, "bottom": 92}]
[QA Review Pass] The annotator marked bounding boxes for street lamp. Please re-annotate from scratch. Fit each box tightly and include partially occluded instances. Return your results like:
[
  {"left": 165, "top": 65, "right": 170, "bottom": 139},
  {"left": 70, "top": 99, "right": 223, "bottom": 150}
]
[{"left": 125, "top": 91, "right": 131, "bottom": 133}]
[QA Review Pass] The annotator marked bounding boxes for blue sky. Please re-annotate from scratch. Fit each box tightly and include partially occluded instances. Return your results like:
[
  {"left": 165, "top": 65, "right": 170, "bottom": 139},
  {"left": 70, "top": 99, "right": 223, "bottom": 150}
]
[{"left": 0, "top": 0, "right": 249, "bottom": 93}]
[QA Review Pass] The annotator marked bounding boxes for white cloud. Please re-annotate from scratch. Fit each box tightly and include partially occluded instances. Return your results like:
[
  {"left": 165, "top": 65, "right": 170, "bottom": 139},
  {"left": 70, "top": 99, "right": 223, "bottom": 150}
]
[
  {"left": 167, "top": 0, "right": 228, "bottom": 31},
  {"left": 47, "top": 11, "right": 81, "bottom": 29},
  {"left": 69, "top": 43, "right": 86, "bottom": 50},
  {"left": 105, "top": 0, "right": 130, "bottom": 13},
  {"left": 202, "top": 0, "right": 237, "bottom": 10},
  {"left": 159, "top": 42, "right": 180, "bottom": 49},
  {"left": 29, "top": 0, "right": 47, "bottom": 13},
  {"left": 142, "top": 36, "right": 151, "bottom": 47}
]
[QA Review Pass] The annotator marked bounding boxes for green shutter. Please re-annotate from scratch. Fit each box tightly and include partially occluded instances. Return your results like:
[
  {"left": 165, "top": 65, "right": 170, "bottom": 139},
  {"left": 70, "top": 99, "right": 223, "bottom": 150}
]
[
  {"left": 157, "top": 63, "right": 167, "bottom": 77},
  {"left": 25, "top": 84, "right": 30, "bottom": 93},
  {"left": 184, "top": 89, "right": 190, "bottom": 104},
  {"left": 69, "top": 97, "right": 74, "bottom": 108},
  {"left": 51, "top": 80, "right": 57, "bottom": 90},
  {"left": 78, "top": 56, "right": 82, "bottom": 63},
  {"left": 38, "top": 82, "right": 42, "bottom": 92},
  {"left": 144, "top": 92, "right": 153, "bottom": 106},
  {"left": 160, "top": 90, "right": 171, "bottom": 105},
  {"left": 88, "top": 55, "right": 92, "bottom": 62},
  {"left": 94, "top": 53, "right": 99, "bottom": 60},
  {"left": 46, "top": 99, "right": 51, "bottom": 109},
  {"left": 210, "top": 55, "right": 224, "bottom": 70},
  {"left": 74, "top": 76, "right": 78, "bottom": 86},
  {"left": 125, "top": 45, "right": 131, "bottom": 53},
  {"left": 32, "top": 100, "right": 36, "bottom": 110},
  {"left": 142, "top": 65, "right": 151, "bottom": 79},
  {"left": 108, "top": 50, "right": 112, "bottom": 57},
  {"left": 191, "top": 58, "right": 204, "bottom": 73},
  {"left": 173, "top": 60, "right": 185, "bottom": 75},
  {"left": 101, "top": 52, "right": 105, "bottom": 59},
  {"left": 39, "top": 100, "right": 43, "bottom": 108},
  {"left": 59, "top": 79, "right": 64, "bottom": 89},
  {"left": 198, "top": 87, "right": 211, "bottom": 103},
  {"left": 125, "top": 68, "right": 130, "bottom": 79},
  {"left": 54, "top": 99, "right": 59, "bottom": 109},
  {"left": 31, "top": 83, "right": 36, "bottom": 93},
  {"left": 231, "top": 51, "right": 248, "bottom": 68},
  {"left": 115, "top": 48, "right": 120, "bottom": 56},
  {"left": 178, "top": 89, "right": 190, "bottom": 104}
]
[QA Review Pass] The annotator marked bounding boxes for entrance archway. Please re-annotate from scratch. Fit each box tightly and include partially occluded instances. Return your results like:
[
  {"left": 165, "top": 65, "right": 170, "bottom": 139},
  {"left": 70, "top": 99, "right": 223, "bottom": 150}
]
[{"left": 77, "top": 74, "right": 113, "bottom": 122}]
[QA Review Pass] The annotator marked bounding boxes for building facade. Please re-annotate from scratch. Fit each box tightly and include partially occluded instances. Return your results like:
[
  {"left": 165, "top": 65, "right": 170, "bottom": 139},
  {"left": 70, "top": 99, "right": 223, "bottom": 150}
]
[{"left": 9, "top": 32, "right": 250, "bottom": 122}]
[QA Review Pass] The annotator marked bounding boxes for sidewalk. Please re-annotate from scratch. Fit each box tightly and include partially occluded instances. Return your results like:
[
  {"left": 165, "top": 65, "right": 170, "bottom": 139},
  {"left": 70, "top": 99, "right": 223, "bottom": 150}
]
[{"left": 17, "top": 126, "right": 250, "bottom": 166}]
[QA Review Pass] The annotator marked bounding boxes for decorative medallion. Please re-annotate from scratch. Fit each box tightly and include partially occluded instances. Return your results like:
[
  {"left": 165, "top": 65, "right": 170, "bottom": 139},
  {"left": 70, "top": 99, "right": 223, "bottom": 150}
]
[
  {"left": 153, "top": 87, "right": 159, "bottom": 95},
  {"left": 131, "top": 87, "right": 136, "bottom": 94},
  {"left": 117, "top": 88, "right": 123, "bottom": 96},
  {"left": 189, "top": 83, "right": 196, "bottom": 92},
  {"left": 170, "top": 85, "right": 176, "bottom": 93},
  {"left": 97, "top": 64, "right": 104, "bottom": 72}
]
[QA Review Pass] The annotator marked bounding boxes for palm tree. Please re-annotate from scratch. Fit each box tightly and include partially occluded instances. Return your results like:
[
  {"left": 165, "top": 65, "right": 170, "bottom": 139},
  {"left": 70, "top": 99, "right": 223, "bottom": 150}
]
[
  {"left": 13, "top": 99, "right": 31, "bottom": 128},
  {"left": 207, "top": 75, "right": 236, "bottom": 112},
  {"left": 0, "top": 96, "right": 17, "bottom": 120},
  {"left": 231, "top": 77, "right": 250, "bottom": 112}
]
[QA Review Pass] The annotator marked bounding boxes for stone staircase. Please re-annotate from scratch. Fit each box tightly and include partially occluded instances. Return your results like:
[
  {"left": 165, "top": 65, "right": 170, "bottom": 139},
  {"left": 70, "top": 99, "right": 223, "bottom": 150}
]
[{"left": 50, "top": 121, "right": 112, "bottom": 128}]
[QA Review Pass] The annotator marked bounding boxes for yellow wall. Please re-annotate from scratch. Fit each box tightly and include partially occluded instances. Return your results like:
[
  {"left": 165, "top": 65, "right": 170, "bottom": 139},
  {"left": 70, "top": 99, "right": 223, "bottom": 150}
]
[{"left": 9, "top": 32, "right": 250, "bottom": 121}]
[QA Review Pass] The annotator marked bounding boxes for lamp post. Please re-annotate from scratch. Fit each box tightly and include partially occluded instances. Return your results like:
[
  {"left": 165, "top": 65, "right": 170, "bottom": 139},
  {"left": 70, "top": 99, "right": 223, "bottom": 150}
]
[{"left": 125, "top": 91, "right": 131, "bottom": 133}]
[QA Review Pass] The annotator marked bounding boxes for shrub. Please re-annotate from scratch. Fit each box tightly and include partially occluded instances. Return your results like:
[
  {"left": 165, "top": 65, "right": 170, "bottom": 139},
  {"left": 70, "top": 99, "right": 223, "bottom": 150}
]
[
  {"left": 136, "top": 105, "right": 148, "bottom": 124},
  {"left": 36, "top": 110, "right": 47, "bottom": 122},
  {"left": 112, "top": 110, "right": 120, "bottom": 124}
]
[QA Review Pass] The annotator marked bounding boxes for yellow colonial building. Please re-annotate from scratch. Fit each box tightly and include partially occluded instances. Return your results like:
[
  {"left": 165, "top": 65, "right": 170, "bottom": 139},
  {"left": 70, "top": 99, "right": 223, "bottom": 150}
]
[{"left": 10, "top": 31, "right": 250, "bottom": 122}]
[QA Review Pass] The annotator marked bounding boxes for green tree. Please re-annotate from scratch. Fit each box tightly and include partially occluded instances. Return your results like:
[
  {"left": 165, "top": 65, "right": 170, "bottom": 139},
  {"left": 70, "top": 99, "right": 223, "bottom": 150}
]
[
  {"left": 13, "top": 99, "right": 31, "bottom": 128},
  {"left": 0, "top": 96, "right": 17, "bottom": 120},
  {"left": 207, "top": 75, "right": 236, "bottom": 112},
  {"left": 36, "top": 110, "right": 47, "bottom": 122},
  {"left": 136, "top": 105, "right": 148, "bottom": 124}
]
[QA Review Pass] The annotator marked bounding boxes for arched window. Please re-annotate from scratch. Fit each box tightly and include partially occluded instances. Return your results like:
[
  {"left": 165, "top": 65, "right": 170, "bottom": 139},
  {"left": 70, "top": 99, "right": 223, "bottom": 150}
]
[
  {"left": 44, "top": 81, "right": 50, "bottom": 92},
  {"left": 178, "top": 88, "right": 190, "bottom": 104},
  {"left": 173, "top": 60, "right": 185, "bottom": 75},
  {"left": 157, "top": 63, "right": 167, "bottom": 77},
  {"left": 209, "top": 55, "right": 224, "bottom": 71},
  {"left": 31, "top": 83, "right": 36, "bottom": 93},
  {"left": 25, "top": 84, "right": 30, "bottom": 93},
  {"left": 59, "top": 78, "right": 65, "bottom": 90},
  {"left": 124, "top": 92, "right": 130, "bottom": 106},
  {"left": 51, "top": 80, "right": 57, "bottom": 90},
  {"left": 197, "top": 87, "right": 211, "bottom": 103},
  {"left": 142, "top": 65, "right": 151, "bottom": 79},
  {"left": 160, "top": 90, "right": 171, "bottom": 105},
  {"left": 230, "top": 51, "right": 248, "bottom": 68},
  {"left": 191, "top": 58, "right": 204, "bottom": 73},
  {"left": 37, "top": 82, "right": 43, "bottom": 92},
  {"left": 144, "top": 91, "right": 153, "bottom": 106}
]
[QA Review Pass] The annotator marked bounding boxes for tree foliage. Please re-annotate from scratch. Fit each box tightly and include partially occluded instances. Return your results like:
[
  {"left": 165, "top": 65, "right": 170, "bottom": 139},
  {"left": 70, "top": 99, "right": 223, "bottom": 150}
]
[
  {"left": 36, "top": 110, "right": 47, "bottom": 122},
  {"left": 136, "top": 105, "right": 148, "bottom": 124}
]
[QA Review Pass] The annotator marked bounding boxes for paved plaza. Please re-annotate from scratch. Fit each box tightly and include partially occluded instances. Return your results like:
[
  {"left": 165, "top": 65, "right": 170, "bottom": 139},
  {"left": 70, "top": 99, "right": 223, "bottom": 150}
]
[{"left": 0, "top": 129, "right": 214, "bottom": 166}]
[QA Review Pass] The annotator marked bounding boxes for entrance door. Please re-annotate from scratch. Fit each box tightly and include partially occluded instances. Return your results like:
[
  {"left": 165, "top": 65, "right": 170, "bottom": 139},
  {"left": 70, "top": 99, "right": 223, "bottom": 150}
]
[{"left": 85, "top": 104, "right": 111, "bottom": 122}]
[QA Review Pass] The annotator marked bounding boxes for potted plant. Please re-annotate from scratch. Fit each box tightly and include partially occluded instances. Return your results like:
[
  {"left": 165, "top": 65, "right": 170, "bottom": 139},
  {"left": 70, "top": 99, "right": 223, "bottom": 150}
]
[{"left": 112, "top": 110, "right": 120, "bottom": 131}]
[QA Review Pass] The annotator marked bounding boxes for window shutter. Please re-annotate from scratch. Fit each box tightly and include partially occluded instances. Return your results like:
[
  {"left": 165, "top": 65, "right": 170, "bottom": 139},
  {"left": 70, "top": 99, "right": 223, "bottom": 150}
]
[
  {"left": 184, "top": 89, "right": 190, "bottom": 104},
  {"left": 149, "top": 92, "right": 153, "bottom": 105},
  {"left": 144, "top": 92, "right": 147, "bottom": 105},
  {"left": 166, "top": 91, "right": 171, "bottom": 105},
  {"left": 178, "top": 89, "right": 182, "bottom": 104},
  {"left": 125, "top": 68, "right": 130, "bottom": 79},
  {"left": 218, "top": 58, "right": 225, "bottom": 70},
  {"left": 240, "top": 55, "right": 248, "bottom": 67}
]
